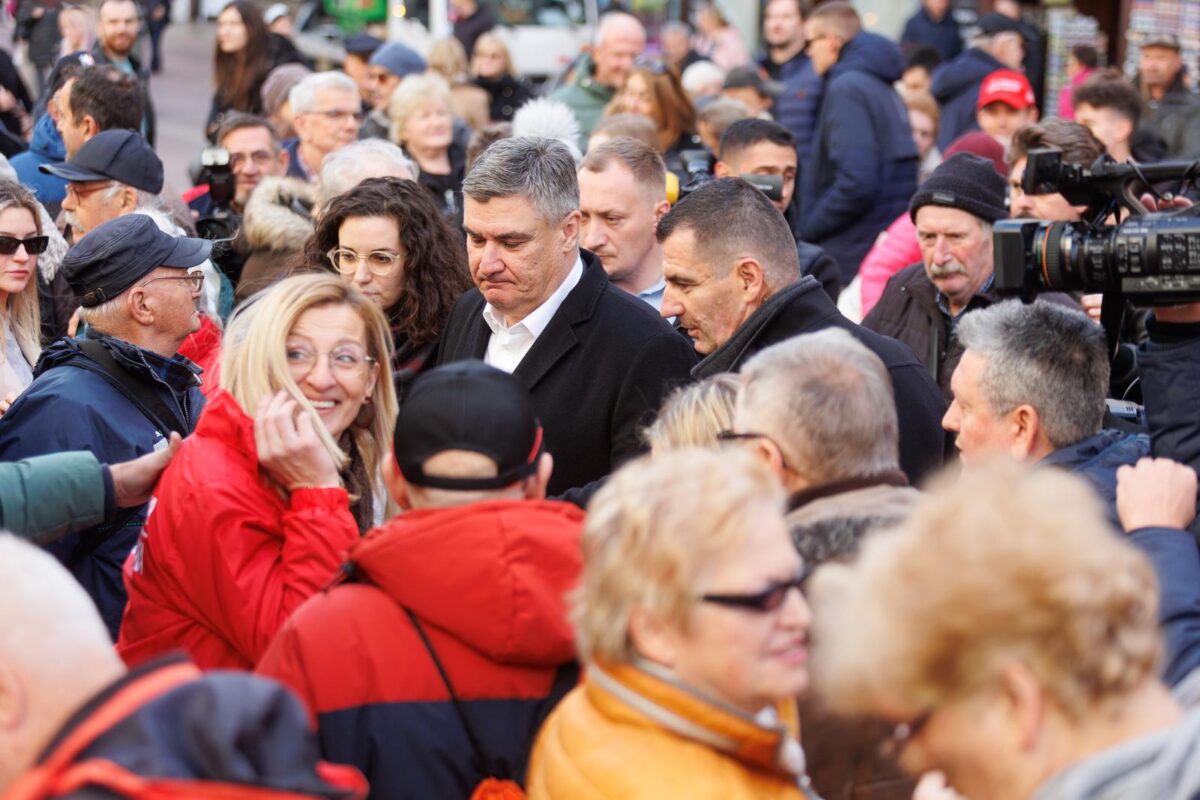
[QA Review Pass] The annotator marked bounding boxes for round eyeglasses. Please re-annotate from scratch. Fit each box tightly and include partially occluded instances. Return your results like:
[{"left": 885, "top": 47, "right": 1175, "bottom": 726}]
[{"left": 327, "top": 247, "right": 404, "bottom": 277}]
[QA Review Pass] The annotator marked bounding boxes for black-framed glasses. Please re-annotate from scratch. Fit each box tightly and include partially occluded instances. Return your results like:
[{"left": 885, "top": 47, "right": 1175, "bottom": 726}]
[
  {"left": 138, "top": 273, "right": 205, "bottom": 293},
  {"left": 0, "top": 235, "right": 49, "bottom": 255},
  {"left": 700, "top": 565, "right": 814, "bottom": 613},
  {"left": 879, "top": 708, "right": 935, "bottom": 760},
  {"left": 716, "top": 429, "right": 794, "bottom": 471}
]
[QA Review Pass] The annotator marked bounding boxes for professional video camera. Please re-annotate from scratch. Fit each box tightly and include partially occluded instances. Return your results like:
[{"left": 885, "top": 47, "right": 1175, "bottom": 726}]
[
  {"left": 677, "top": 149, "right": 784, "bottom": 202},
  {"left": 993, "top": 149, "right": 1200, "bottom": 303},
  {"left": 195, "top": 146, "right": 237, "bottom": 242}
]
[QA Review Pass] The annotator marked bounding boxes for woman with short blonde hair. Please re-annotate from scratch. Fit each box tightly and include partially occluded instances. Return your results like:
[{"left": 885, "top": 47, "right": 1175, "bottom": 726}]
[
  {"left": 528, "top": 449, "right": 814, "bottom": 798},
  {"left": 388, "top": 73, "right": 465, "bottom": 215},
  {"left": 427, "top": 36, "right": 489, "bottom": 130},
  {"left": 642, "top": 372, "right": 738, "bottom": 453},
  {"left": 471, "top": 32, "right": 531, "bottom": 122},
  {"left": 118, "top": 274, "right": 398, "bottom": 671}
]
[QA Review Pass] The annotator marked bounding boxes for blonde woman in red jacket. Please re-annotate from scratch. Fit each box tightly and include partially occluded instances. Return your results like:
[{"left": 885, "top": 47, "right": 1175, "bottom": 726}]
[{"left": 116, "top": 273, "right": 397, "bottom": 670}]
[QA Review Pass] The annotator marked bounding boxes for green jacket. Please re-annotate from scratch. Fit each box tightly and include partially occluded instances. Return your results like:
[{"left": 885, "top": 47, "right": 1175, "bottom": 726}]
[
  {"left": 548, "top": 54, "right": 616, "bottom": 146},
  {"left": 0, "top": 451, "right": 109, "bottom": 543}
]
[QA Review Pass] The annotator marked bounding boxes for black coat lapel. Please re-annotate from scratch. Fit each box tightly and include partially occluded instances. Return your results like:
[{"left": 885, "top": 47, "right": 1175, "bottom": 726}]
[{"left": 512, "top": 254, "right": 605, "bottom": 389}]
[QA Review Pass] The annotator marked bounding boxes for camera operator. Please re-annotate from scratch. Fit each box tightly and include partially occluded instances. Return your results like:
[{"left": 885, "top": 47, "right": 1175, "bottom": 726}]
[
  {"left": 1008, "top": 119, "right": 1102, "bottom": 223},
  {"left": 863, "top": 152, "right": 1077, "bottom": 399},
  {"left": 187, "top": 112, "right": 288, "bottom": 221},
  {"left": 714, "top": 119, "right": 841, "bottom": 302}
]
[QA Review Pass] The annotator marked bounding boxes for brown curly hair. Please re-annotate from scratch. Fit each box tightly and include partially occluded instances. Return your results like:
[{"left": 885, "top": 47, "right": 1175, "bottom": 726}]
[{"left": 305, "top": 177, "right": 473, "bottom": 345}]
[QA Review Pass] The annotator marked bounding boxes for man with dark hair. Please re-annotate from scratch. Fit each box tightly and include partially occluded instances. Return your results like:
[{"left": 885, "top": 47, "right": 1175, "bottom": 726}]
[
  {"left": 187, "top": 112, "right": 289, "bottom": 218},
  {"left": 1137, "top": 33, "right": 1200, "bottom": 160},
  {"left": 260, "top": 361, "right": 582, "bottom": 798},
  {"left": 88, "top": 0, "right": 155, "bottom": 144},
  {"left": 715, "top": 118, "right": 841, "bottom": 301},
  {"left": 798, "top": 2, "right": 918, "bottom": 284},
  {"left": 578, "top": 137, "right": 670, "bottom": 309},
  {"left": 1008, "top": 119, "right": 1105, "bottom": 222},
  {"left": 435, "top": 137, "right": 696, "bottom": 500},
  {"left": 658, "top": 176, "right": 946, "bottom": 484},
  {"left": 931, "top": 12, "right": 1026, "bottom": 149},
  {"left": 901, "top": 0, "right": 961, "bottom": 61},
  {"left": 11, "top": 61, "right": 82, "bottom": 211},
  {"left": 1075, "top": 70, "right": 1166, "bottom": 164},
  {"left": 0, "top": 215, "right": 210, "bottom": 639},
  {"left": 900, "top": 43, "right": 942, "bottom": 95},
  {"left": 758, "top": 0, "right": 821, "bottom": 165},
  {"left": 55, "top": 66, "right": 144, "bottom": 158}
]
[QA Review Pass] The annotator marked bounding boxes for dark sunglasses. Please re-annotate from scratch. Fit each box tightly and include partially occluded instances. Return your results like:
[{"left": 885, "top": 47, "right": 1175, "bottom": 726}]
[
  {"left": 0, "top": 235, "right": 49, "bottom": 255},
  {"left": 701, "top": 565, "right": 814, "bottom": 612}
]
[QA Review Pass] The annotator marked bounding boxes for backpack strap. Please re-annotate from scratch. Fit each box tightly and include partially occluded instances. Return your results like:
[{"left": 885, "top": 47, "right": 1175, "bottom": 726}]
[{"left": 75, "top": 339, "right": 188, "bottom": 437}]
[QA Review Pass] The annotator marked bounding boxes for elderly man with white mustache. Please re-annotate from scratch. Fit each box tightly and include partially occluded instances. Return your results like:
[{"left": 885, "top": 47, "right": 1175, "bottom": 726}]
[{"left": 863, "top": 152, "right": 1075, "bottom": 400}]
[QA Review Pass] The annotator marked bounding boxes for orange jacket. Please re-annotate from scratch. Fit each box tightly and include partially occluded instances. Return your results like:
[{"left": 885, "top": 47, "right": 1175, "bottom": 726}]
[{"left": 527, "top": 661, "right": 815, "bottom": 800}]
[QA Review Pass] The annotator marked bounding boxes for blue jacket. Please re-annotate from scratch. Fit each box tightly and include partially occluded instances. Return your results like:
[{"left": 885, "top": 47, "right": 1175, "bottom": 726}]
[
  {"left": 930, "top": 47, "right": 1007, "bottom": 151},
  {"left": 799, "top": 32, "right": 918, "bottom": 283},
  {"left": 760, "top": 50, "right": 822, "bottom": 167},
  {"left": 10, "top": 113, "right": 66, "bottom": 211},
  {"left": 1041, "top": 429, "right": 1151, "bottom": 529},
  {"left": 1128, "top": 527, "right": 1200, "bottom": 688},
  {"left": 900, "top": 7, "right": 962, "bottom": 61},
  {"left": 0, "top": 334, "right": 204, "bottom": 640}
]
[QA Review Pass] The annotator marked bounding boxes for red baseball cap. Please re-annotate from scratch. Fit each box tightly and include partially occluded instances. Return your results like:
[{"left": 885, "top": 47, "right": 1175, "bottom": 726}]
[{"left": 977, "top": 69, "right": 1036, "bottom": 110}]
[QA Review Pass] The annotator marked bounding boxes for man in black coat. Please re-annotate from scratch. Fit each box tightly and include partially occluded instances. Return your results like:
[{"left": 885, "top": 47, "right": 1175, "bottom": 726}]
[
  {"left": 659, "top": 177, "right": 947, "bottom": 485},
  {"left": 435, "top": 137, "right": 697, "bottom": 499}
]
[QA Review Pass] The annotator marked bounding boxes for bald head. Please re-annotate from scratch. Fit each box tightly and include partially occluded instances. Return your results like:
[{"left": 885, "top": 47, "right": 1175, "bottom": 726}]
[
  {"left": 0, "top": 536, "right": 126, "bottom": 794},
  {"left": 592, "top": 12, "right": 646, "bottom": 88}
]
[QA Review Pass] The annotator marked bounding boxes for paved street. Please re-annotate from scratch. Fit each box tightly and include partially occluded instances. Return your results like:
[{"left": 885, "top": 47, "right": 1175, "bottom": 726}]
[{"left": 149, "top": 19, "right": 216, "bottom": 189}]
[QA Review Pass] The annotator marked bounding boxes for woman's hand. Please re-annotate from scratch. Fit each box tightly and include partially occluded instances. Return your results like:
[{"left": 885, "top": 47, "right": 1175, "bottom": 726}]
[{"left": 254, "top": 391, "right": 341, "bottom": 492}]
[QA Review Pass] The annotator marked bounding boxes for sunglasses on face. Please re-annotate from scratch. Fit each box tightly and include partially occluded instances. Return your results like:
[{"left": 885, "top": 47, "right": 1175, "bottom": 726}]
[
  {"left": 700, "top": 565, "right": 814, "bottom": 612},
  {"left": 0, "top": 235, "right": 49, "bottom": 255}
]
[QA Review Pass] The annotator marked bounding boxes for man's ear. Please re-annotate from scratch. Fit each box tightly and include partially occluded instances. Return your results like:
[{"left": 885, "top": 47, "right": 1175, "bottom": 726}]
[
  {"left": 382, "top": 451, "right": 413, "bottom": 511},
  {"left": 127, "top": 285, "right": 155, "bottom": 326},
  {"left": 1009, "top": 404, "right": 1046, "bottom": 460},
  {"left": 523, "top": 451, "right": 553, "bottom": 501},
  {"left": 560, "top": 209, "right": 582, "bottom": 254},
  {"left": 276, "top": 147, "right": 290, "bottom": 174},
  {"left": 0, "top": 658, "right": 27, "bottom": 731},
  {"left": 82, "top": 114, "right": 100, "bottom": 140},
  {"left": 119, "top": 185, "right": 139, "bottom": 213},
  {"left": 734, "top": 256, "right": 770, "bottom": 300},
  {"left": 713, "top": 160, "right": 734, "bottom": 178},
  {"left": 653, "top": 199, "right": 670, "bottom": 222}
]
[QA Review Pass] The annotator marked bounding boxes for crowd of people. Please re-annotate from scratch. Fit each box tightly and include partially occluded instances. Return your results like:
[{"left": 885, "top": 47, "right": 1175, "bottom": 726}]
[{"left": 1, "top": 0, "right": 1200, "bottom": 797}]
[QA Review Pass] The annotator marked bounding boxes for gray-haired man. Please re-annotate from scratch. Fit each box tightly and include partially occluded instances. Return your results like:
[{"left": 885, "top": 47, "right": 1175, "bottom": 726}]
[{"left": 435, "top": 137, "right": 696, "bottom": 501}]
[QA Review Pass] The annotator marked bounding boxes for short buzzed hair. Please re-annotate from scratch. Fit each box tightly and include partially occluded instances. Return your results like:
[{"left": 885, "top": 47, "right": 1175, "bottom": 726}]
[
  {"left": 464, "top": 136, "right": 579, "bottom": 223},
  {"left": 590, "top": 113, "right": 658, "bottom": 150},
  {"left": 719, "top": 118, "right": 796, "bottom": 161},
  {"left": 594, "top": 11, "right": 645, "bottom": 47},
  {"left": 740, "top": 328, "right": 899, "bottom": 483},
  {"left": 656, "top": 177, "right": 799, "bottom": 291},
  {"left": 809, "top": 1, "right": 861, "bottom": 39},
  {"left": 956, "top": 300, "right": 1108, "bottom": 448},
  {"left": 579, "top": 137, "right": 666, "bottom": 200}
]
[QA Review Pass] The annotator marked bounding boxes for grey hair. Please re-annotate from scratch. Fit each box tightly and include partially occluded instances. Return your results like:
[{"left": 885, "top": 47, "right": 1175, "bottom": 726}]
[
  {"left": 740, "top": 327, "right": 899, "bottom": 483},
  {"left": 463, "top": 136, "right": 579, "bottom": 224},
  {"left": 318, "top": 139, "right": 417, "bottom": 205},
  {"left": 76, "top": 291, "right": 125, "bottom": 333},
  {"left": 955, "top": 299, "right": 1108, "bottom": 448},
  {"left": 288, "top": 71, "right": 358, "bottom": 115}
]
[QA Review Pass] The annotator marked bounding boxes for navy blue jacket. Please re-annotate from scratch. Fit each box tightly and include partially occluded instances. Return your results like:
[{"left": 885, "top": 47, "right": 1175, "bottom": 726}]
[
  {"left": 799, "top": 32, "right": 918, "bottom": 284},
  {"left": 1041, "top": 429, "right": 1150, "bottom": 530},
  {"left": 10, "top": 112, "right": 66, "bottom": 212},
  {"left": 930, "top": 47, "right": 1008, "bottom": 151},
  {"left": 0, "top": 334, "right": 204, "bottom": 639},
  {"left": 900, "top": 7, "right": 962, "bottom": 61},
  {"left": 1128, "top": 527, "right": 1200, "bottom": 688},
  {"left": 760, "top": 50, "right": 822, "bottom": 167}
]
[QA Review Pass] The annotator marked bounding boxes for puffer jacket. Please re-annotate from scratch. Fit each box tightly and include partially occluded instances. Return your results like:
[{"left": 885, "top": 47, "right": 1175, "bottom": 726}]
[
  {"left": 10, "top": 113, "right": 67, "bottom": 211},
  {"left": 258, "top": 499, "right": 585, "bottom": 799},
  {"left": 235, "top": 175, "right": 315, "bottom": 302},
  {"left": 798, "top": 32, "right": 917, "bottom": 282},
  {"left": 117, "top": 389, "right": 359, "bottom": 671},
  {"left": 760, "top": 51, "right": 822, "bottom": 166},
  {"left": 528, "top": 660, "right": 816, "bottom": 799},
  {"left": 547, "top": 54, "right": 616, "bottom": 146},
  {"left": 0, "top": 333, "right": 204, "bottom": 640},
  {"left": 930, "top": 47, "right": 1008, "bottom": 150},
  {"left": 6, "top": 655, "right": 367, "bottom": 800}
]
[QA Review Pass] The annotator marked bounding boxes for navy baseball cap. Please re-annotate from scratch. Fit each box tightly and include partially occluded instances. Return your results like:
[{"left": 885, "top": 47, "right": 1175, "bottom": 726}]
[
  {"left": 344, "top": 32, "right": 383, "bottom": 56},
  {"left": 977, "top": 12, "right": 1024, "bottom": 37},
  {"left": 394, "top": 362, "right": 544, "bottom": 491},
  {"left": 40, "top": 129, "right": 164, "bottom": 194},
  {"left": 63, "top": 214, "right": 212, "bottom": 307},
  {"left": 369, "top": 41, "right": 426, "bottom": 78}
]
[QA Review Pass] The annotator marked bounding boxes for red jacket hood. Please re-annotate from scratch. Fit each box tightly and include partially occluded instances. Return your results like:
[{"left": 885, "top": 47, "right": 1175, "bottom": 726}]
[{"left": 349, "top": 500, "right": 584, "bottom": 667}]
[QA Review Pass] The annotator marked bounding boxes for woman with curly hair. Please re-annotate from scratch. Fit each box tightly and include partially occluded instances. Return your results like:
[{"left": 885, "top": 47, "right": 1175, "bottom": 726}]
[{"left": 306, "top": 176, "right": 473, "bottom": 395}]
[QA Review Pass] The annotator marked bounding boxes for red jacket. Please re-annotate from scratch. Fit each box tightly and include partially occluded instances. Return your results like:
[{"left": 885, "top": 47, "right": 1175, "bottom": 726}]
[
  {"left": 177, "top": 315, "right": 223, "bottom": 397},
  {"left": 258, "top": 499, "right": 584, "bottom": 799},
  {"left": 117, "top": 389, "right": 360, "bottom": 671}
]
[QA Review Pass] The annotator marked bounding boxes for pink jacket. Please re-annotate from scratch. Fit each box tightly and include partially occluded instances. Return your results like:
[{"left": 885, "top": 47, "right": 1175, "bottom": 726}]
[{"left": 859, "top": 212, "right": 921, "bottom": 316}]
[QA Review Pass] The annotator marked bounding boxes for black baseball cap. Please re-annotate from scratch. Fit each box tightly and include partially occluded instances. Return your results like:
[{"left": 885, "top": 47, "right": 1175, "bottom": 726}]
[
  {"left": 977, "top": 12, "right": 1024, "bottom": 37},
  {"left": 394, "top": 361, "right": 544, "bottom": 491},
  {"left": 723, "top": 66, "right": 785, "bottom": 98},
  {"left": 63, "top": 214, "right": 212, "bottom": 307},
  {"left": 344, "top": 32, "right": 383, "bottom": 57},
  {"left": 40, "top": 129, "right": 164, "bottom": 194}
]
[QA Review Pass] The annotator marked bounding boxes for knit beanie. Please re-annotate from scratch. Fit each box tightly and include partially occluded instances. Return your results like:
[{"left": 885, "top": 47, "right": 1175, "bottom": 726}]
[{"left": 909, "top": 153, "right": 1008, "bottom": 223}]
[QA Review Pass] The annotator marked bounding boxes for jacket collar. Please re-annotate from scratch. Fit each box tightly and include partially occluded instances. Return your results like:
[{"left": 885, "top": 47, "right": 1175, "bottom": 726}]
[
  {"left": 91, "top": 331, "right": 201, "bottom": 395},
  {"left": 589, "top": 660, "right": 807, "bottom": 781},
  {"left": 786, "top": 471, "right": 909, "bottom": 513},
  {"left": 692, "top": 277, "right": 823, "bottom": 379}
]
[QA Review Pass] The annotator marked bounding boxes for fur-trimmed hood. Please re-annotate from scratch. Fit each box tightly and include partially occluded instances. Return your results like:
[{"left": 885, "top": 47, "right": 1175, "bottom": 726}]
[{"left": 242, "top": 176, "right": 316, "bottom": 252}]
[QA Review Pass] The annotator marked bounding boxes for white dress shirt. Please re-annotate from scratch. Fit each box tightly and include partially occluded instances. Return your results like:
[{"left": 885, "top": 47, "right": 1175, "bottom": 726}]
[{"left": 482, "top": 256, "right": 584, "bottom": 374}]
